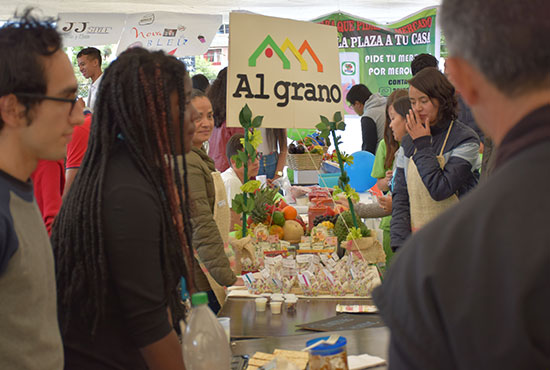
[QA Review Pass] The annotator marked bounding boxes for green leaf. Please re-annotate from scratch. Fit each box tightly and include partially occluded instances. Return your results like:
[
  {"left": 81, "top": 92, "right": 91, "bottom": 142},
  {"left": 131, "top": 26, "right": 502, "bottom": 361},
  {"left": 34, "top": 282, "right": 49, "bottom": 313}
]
[
  {"left": 320, "top": 115, "right": 330, "bottom": 125},
  {"left": 233, "top": 223, "right": 253, "bottom": 239},
  {"left": 239, "top": 104, "right": 252, "bottom": 127},
  {"left": 242, "top": 129, "right": 262, "bottom": 150},
  {"left": 341, "top": 154, "right": 354, "bottom": 165},
  {"left": 318, "top": 129, "right": 330, "bottom": 140},
  {"left": 231, "top": 195, "right": 244, "bottom": 214},
  {"left": 241, "top": 180, "right": 261, "bottom": 193},
  {"left": 332, "top": 186, "right": 343, "bottom": 200},
  {"left": 231, "top": 153, "right": 243, "bottom": 168},
  {"left": 337, "top": 122, "right": 346, "bottom": 131},
  {"left": 344, "top": 184, "right": 360, "bottom": 202},
  {"left": 245, "top": 142, "right": 255, "bottom": 157},
  {"left": 238, "top": 150, "right": 248, "bottom": 164},
  {"left": 244, "top": 197, "right": 255, "bottom": 212},
  {"left": 316, "top": 122, "right": 327, "bottom": 131},
  {"left": 346, "top": 227, "right": 363, "bottom": 241},
  {"left": 252, "top": 115, "right": 263, "bottom": 128},
  {"left": 333, "top": 111, "right": 343, "bottom": 122}
]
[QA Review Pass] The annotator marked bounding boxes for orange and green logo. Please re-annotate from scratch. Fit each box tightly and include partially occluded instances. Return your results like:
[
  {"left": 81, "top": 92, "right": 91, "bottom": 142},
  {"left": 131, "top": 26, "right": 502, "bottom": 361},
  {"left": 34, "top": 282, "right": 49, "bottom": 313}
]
[{"left": 248, "top": 35, "right": 323, "bottom": 72}]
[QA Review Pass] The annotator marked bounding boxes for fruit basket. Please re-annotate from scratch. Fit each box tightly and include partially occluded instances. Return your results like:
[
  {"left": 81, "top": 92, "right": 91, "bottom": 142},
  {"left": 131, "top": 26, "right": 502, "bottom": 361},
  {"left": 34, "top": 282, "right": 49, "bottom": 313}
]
[
  {"left": 287, "top": 136, "right": 327, "bottom": 171},
  {"left": 287, "top": 152, "right": 323, "bottom": 170}
]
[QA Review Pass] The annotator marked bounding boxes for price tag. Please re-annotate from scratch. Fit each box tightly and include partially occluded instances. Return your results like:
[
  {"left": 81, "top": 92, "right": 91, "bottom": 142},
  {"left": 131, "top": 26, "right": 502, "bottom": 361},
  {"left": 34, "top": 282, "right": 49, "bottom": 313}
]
[
  {"left": 303, "top": 270, "right": 314, "bottom": 279},
  {"left": 244, "top": 272, "right": 256, "bottom": 283},
  {"left": 282, "top": 258, "right": 297, "bottom": 269},
  {"left": 331, "top": 252, "right": 340, "bottom": 262},
  {"left": 347, "top": 253, "right": 354, "bottom": 267},
  {"left": 307, "top": 263, "right": 317, "bottom": 274},
  {"left": 273, "top": 255, "right": 284, "bottom": 263},
  {"left": 280, "top": 240, "right": 291, "bottom": 249},
  {"left": 271, "top": 278, "right": 283, "bottom": 289},
  {"left": 299, "top": 242, "right": 311, "bottom": 250},
  {"left": 260, "top": 269, "right": 270, "bottom": 279},
  {"left": 298, "top": 273, "right": 311, "bottom": 288},
  {"left": 323, "top": 269, "right": 336, "bottom": 286},
  {"left": 296, "top": 254, "right": 312, "bottom": 264},
  {"left": 320, "top": 254, "right": 330, "bottom": 263},
  {"left": 312, "top": 255, "right": 321, "bottom": 265},
  {"left": 312, "top": 242, "right": 324, "bottom": 250},
  {"left": 264, "top": 257, "right": 274, "bottom": 266}
]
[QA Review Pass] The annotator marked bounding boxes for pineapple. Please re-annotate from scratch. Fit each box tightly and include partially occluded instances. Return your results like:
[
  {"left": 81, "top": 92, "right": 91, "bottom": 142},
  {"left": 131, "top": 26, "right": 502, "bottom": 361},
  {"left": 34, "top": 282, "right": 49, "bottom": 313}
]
[{"left": 250, "top": 187, "right": 280, "bottom": 224}]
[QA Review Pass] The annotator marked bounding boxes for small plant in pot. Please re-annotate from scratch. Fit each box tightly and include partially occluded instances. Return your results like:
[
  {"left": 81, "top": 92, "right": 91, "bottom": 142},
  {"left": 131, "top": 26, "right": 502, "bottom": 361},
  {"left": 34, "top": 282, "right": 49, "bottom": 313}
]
[{"left": 316, "top": 112, "right": 385, "bottom": 265}]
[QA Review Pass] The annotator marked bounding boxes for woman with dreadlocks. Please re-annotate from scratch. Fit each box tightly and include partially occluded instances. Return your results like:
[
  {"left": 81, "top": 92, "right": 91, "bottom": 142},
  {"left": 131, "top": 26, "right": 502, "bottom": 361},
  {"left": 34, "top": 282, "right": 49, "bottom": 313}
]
[{"left": 52, "top": 48, "right": 198, "bottom": 369}]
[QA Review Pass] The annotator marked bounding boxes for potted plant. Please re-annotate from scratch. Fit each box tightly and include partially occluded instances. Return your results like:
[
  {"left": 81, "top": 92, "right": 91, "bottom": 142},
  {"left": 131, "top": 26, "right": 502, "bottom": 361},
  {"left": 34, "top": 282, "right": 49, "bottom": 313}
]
[
  {"left": 316, "top": 112, "right": 385, "bottom": 265},
  {"left": 228, "top": 104, "right": 263, "bottom": 272}
]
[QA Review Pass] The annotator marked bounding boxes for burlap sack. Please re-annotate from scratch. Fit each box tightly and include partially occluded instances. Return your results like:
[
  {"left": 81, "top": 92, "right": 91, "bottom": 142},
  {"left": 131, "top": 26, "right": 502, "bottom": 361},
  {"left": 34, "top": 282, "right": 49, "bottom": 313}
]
[
  {"left": 228, "top": 235, "right": 256, "bottom": 274},
  {"left": 344, "top": 235, "right": 386, "bottom": 264}
]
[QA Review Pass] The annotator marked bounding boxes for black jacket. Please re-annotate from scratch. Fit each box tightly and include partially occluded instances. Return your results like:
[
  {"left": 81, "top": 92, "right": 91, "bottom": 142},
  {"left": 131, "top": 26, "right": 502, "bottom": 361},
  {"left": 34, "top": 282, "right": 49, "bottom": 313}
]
[{"left": 390, "top": 119, "right": 480, "bottom": 250}]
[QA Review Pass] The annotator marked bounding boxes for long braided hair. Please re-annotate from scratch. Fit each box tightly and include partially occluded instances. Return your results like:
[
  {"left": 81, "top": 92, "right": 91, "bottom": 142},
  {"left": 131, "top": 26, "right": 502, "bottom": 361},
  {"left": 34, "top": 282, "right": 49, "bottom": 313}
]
[{"left": 52, "top": 48, "right": 195, "bottom": 334}]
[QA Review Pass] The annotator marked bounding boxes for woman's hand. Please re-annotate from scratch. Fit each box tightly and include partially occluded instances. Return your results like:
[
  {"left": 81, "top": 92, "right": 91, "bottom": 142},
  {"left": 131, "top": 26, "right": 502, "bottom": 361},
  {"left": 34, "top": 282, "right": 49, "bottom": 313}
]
[
  {"left": 383, "top": 170, "right": 393, "bottom": 189},
  {"left": 406, "top": 109, "right": 431, "bottom": 140},
  {"left": 377, "top": 193, "right": 393, "bottom": 213},
  {"left": 377, "top": 170, "right": 393, "bottom": 192}
]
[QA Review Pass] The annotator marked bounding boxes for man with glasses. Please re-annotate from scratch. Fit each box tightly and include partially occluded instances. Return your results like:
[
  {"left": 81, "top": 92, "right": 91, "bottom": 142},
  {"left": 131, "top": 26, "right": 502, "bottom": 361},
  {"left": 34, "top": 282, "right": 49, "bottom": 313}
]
[{"left": 0, "top": 9, "right": 84, "bottom": 369}]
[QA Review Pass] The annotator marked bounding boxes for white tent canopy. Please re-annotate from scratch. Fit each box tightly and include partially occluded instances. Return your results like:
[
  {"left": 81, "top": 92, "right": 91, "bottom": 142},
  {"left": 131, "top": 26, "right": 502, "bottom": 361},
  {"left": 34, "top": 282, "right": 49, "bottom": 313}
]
[{"left": 2, "top": 0, "right": 440, "bottom": 24}]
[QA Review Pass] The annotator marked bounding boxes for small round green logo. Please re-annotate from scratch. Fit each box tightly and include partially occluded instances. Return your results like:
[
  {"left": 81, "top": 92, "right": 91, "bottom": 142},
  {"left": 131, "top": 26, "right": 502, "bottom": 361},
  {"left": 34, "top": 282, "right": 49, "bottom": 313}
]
[{"left": 342, "top": 61, "right": 356, "bottom": 75}]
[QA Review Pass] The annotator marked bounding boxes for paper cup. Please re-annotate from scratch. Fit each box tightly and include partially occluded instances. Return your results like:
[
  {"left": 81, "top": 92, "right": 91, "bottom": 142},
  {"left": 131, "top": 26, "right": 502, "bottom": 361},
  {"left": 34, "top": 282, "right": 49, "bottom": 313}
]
[
  {"left": 255, "top": 297, "right": 268, "bottom": 312},
  {"left": 271, "top": 301, "right": 282, "bottom": 314},
  {"left": 217, "top": 317, "right": 230, "bottom": 342}
]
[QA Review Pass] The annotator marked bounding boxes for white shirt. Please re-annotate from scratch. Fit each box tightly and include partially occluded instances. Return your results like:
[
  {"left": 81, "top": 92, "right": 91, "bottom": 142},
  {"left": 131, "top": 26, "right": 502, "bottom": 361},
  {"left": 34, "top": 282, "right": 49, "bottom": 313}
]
[
  {"left": 221, "top": 167, "right": 243, "bottom": 207},
  {"left": 87, "top": 73, "right": 103, "bottom": 112}
]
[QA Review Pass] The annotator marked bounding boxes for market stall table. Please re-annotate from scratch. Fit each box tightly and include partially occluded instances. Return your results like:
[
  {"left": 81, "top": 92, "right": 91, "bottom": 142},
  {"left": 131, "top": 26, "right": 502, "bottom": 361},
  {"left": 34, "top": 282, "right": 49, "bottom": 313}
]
[
  {"left": 231, "top": 326, "right": 389, "bottom": 369},
  {"left": 219, "top": 296, "right": 384, "bottom": 339}
]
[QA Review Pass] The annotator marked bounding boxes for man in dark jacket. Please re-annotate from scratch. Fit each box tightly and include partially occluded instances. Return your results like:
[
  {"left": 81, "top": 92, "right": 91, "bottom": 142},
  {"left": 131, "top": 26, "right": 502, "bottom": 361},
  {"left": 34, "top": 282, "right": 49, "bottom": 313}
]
[
  {"left": 346, "top": 84, "right": 386, "bottom": 154},
  {"left": 374, "top": 0, "right": 550, "bottom": 368}
]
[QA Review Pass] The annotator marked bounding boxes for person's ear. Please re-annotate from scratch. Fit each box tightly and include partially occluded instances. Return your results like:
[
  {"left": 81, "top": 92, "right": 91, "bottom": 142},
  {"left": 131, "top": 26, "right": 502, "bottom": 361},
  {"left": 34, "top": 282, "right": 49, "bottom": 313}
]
[
  {"left": 445, "top": 57, "right": 481, "bottom": 106},
  {"left": 0, "top": 94, "right": 27, "bottom": 129}
]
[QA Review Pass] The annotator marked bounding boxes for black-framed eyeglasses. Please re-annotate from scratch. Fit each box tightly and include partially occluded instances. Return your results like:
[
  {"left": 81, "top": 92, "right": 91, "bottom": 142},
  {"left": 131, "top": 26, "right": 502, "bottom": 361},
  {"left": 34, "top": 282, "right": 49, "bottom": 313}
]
[{"left": 15, "top": 93, "right": 79, "bottom": 113}]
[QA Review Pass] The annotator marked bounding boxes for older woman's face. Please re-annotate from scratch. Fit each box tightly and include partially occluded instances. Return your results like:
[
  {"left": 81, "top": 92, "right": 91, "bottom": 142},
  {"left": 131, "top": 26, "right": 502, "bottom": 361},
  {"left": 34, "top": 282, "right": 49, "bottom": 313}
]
[{"left": 191, "top": 96, "right": 214, "bottom": 147}]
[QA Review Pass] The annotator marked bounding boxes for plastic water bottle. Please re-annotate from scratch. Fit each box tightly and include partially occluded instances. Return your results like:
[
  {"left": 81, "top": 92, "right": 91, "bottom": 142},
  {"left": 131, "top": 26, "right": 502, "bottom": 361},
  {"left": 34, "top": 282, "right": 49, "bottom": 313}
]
[{"left": 182, "top": 292, "right": 231, "bottom": 370}]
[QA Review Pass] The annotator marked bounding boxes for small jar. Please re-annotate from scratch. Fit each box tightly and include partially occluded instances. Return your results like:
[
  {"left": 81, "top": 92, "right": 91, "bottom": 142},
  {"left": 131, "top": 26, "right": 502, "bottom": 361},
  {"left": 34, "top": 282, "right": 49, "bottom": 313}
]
[{"left": 307, "top": 336, "right": 349, "bottom": 370}]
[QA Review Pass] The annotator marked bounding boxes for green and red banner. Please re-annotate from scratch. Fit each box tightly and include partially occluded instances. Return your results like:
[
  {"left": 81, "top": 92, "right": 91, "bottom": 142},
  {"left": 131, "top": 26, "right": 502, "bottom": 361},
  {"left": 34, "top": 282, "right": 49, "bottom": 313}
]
[{"left": 313, "top": 8, "right": 439, "bottom": 115}]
